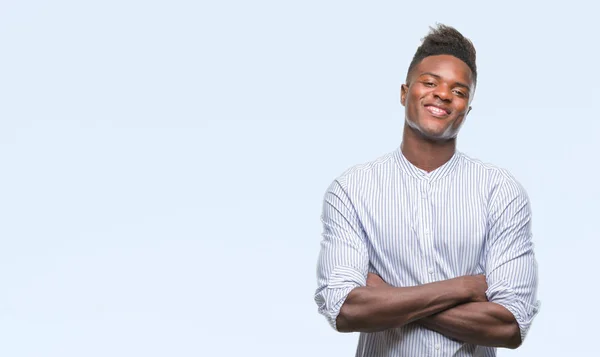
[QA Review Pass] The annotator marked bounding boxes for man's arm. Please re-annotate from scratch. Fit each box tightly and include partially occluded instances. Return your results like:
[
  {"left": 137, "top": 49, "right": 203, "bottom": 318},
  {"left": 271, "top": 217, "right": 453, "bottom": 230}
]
[
  {"left": 418, "top": 177, "right": 540, "bottom": 348},
  {"left": 368, "top": 273, "right": 520, "bottom": 347},
  {"left": 419, "top": 303, "right": 521, "bottom": 348},
  {"left": 314, "top": 179, "right": 488, "bottom": 333},
  {"left": 336, "top": 274, "right": 487, "bottom": 333}
]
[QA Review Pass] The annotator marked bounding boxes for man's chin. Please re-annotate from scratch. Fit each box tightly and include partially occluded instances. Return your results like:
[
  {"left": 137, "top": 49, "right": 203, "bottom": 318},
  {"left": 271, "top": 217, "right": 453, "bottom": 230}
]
[
  {"left": 407, "top": 121, "right": 455, "bottom": 142},
  {"left": 420, "top": 131, "right": 454, "bottom": 142}
]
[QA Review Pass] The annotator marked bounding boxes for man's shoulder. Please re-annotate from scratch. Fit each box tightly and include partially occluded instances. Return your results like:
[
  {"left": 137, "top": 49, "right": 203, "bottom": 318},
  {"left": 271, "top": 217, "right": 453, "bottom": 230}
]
[
  {"left": 459, "top": 152, "right": 528, "bottom": 195},
  {"left": 335, "top": 149, "right": 398, "bottom": 187},
  {"left": 459, "top": 152, "right": 519, "bottom": 181}
]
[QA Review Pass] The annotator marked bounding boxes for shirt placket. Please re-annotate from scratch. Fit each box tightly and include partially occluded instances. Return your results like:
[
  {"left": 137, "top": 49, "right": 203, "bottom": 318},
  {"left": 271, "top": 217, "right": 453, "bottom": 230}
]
[
  {"left": 419, "top": 177, "right": 444, "bottom": 355},
  {"left": 419, "top": 177, "right": 436, "bottom": 282}
]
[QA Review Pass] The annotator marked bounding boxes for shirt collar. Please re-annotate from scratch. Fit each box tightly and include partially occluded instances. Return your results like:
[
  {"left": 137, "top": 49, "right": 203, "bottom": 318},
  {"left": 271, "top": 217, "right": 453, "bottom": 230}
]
[{"left": 393, "top": 146, "right": 462, "bottom": 182}]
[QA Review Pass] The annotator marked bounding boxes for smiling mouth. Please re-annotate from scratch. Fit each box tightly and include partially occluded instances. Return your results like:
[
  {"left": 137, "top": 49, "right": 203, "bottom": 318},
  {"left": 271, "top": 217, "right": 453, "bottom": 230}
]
[{"left": 424, "top": 105, "right": 450, "bottom": 117}]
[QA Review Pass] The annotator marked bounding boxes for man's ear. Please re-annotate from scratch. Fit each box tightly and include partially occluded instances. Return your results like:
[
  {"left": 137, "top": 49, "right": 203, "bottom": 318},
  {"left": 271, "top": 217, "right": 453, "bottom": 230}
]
[
  {"left": 400, "top": 84, "right": 408, "bottom": 106},
  {"left": 467, "top": 106, "right": 472, "bottom": 115}
]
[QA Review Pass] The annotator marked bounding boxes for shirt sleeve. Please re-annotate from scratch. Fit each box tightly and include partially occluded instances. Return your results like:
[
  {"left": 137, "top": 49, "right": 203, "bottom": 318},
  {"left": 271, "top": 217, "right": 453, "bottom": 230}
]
[
  {"left": 485, "top": 177, "right": 541, "bottom": 342},
  {"left": 314, "top": 179, "right": 369, "bottom": 331}
]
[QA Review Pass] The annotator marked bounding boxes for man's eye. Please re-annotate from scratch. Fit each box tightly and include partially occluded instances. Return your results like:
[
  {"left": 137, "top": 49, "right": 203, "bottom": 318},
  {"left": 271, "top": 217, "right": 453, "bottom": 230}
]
[
  {"left": 423, "top": 82, "right": 435, "bottom": 87},
  {"left": 453, "top": 90, "right": 466, "bottom": 97}
]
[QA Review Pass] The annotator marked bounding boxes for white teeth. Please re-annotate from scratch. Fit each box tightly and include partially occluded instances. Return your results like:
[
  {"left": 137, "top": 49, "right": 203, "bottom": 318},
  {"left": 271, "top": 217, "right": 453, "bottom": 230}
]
[{"left": 428, "top": 106, "right": 446, "bottom": 115}]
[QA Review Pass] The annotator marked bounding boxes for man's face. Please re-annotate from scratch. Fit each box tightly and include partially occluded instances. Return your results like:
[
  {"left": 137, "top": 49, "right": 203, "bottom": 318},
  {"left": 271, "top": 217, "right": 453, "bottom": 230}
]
[{"left": 401, "top": 54, "right": 475, "bottom": 141}]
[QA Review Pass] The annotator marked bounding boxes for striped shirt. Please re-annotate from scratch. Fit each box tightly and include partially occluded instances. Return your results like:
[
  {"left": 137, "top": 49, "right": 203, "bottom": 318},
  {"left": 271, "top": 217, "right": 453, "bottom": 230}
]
[{"left": 314, "top": 147, "right": 540, "bottom": 357}]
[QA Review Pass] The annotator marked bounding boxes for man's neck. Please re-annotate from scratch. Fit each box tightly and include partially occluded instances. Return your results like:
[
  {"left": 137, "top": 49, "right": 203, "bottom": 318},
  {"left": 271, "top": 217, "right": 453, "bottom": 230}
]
[{"left": 401, "top": 123, "right": 457, "bottom": 173}]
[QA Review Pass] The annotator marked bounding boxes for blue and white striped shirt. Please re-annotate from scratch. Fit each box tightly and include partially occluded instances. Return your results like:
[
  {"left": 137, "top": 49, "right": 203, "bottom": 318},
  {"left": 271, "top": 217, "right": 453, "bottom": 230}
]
[{"left": 315, "top": 147, "right": 540, "bottom": 357}]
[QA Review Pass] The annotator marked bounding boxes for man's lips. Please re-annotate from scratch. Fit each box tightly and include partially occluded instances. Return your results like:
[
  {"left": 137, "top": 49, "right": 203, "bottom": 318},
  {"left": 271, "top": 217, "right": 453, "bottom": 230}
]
[{"left": 424, "top": 104, "right": 451, "bottom": 117}]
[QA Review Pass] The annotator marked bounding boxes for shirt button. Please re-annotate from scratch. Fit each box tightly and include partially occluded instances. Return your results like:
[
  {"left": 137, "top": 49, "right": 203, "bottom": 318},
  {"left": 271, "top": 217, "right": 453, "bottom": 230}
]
[
  {"left": 435, "top": 344, "right": 440, "bottom": 350},
  {"left": 424, "top": 228, "right": 430, "bottom": 235},
  {"left": 428, "top": 268, "right": 434, "bottom": 274}
]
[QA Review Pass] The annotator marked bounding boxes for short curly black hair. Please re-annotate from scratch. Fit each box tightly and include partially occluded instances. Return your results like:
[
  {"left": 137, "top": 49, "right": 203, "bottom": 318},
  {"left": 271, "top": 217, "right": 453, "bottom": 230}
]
[{"left": 406, "top": 24, "right": 477, "bottom": 85}]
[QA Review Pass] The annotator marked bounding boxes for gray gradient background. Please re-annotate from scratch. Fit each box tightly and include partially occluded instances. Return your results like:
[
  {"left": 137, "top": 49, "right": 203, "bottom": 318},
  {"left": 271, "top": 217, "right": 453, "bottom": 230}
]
[{"left": 1, "top": 1, "right": 597, "bottom": 356}]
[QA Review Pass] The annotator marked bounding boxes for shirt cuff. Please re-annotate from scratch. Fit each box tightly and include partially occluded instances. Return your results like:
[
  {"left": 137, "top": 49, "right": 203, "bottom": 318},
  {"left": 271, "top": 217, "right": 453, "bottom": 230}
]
[
  {"left": 486, "top": 280, "right": 541, "bottom": 342},
  {"left": 315, "top": 266, "right": 366, "bottom": 331}
]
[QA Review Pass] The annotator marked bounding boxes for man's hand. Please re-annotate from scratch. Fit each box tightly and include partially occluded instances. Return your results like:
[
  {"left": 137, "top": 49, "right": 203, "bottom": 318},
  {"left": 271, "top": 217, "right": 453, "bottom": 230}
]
[
  {"left": 460, "top": 275, "right": 488, "bottom": 303},
  {"left": 366, "top": 273, "right": 390, "bottom": 288}
]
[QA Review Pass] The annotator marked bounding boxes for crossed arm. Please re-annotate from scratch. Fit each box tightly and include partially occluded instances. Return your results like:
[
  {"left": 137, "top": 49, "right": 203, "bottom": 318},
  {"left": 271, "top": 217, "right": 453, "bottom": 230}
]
[
  {"left": 346, "top": 273, "right": 522, "bottom": 349},
  {"left": 419, "top": 301, "right": 523, "bottom": 348},
  {"left": 315, "top": 179, "right": 540, "bottom": 349}
]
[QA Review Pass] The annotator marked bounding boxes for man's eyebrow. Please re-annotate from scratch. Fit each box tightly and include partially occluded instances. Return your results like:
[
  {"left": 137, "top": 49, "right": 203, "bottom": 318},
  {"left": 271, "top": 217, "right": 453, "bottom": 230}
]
[{"left": 419, "top": 72, "right": 471, "bottom": 90}]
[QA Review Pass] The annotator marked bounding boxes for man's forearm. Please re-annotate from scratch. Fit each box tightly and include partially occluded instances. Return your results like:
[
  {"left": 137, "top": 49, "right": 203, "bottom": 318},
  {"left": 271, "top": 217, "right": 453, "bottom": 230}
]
[
  {"left": 419, "top": 302, "right": 521, "bottom": 349},
  {"left": 336, "top": 275, "right": 485, "bottom": 333}
]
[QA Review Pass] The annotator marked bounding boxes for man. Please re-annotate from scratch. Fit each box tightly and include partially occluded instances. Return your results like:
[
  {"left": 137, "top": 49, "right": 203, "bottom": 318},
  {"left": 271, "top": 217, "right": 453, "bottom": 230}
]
[{"left": 314, "top": 24, "right": 540, "bottom": 357}]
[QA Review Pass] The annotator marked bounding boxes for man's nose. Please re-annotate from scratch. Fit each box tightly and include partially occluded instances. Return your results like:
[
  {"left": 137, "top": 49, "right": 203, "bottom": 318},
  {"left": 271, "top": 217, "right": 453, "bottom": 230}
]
[{"left": 433, "top": 84, "right": 452, "bottom": 102}]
